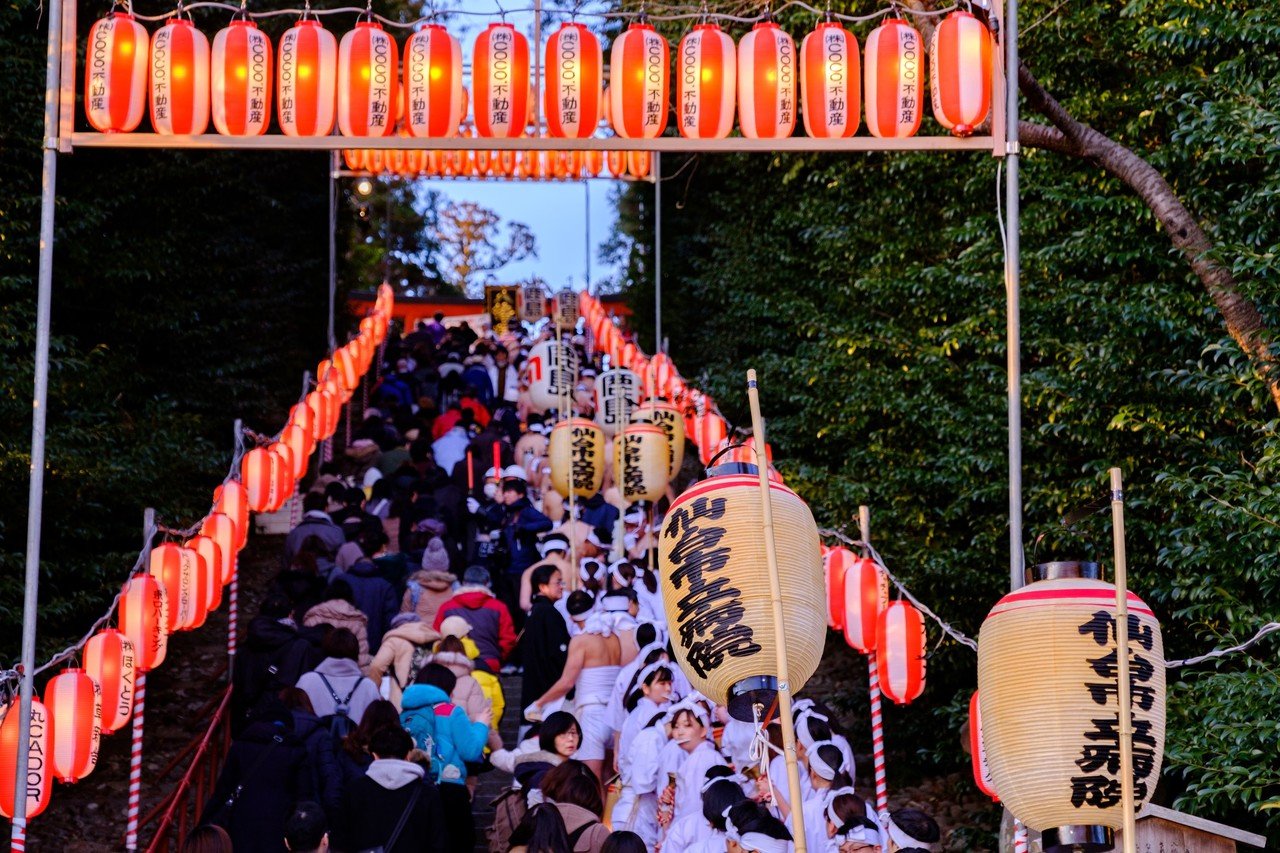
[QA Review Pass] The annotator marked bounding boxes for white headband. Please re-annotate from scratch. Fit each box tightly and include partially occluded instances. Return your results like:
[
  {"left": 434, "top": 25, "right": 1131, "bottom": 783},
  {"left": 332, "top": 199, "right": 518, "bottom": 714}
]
[
  {"left": 824, "top": 786, "right": 858, "bottom": 826},
  {"left": 579, "top": 612, "right": 614, "bottom": 638},
  {"left": 601, "top": 592, "right": 630, "bottom": 612},
  {"left": 539, "top": 537, "right": 570, "bottom": 555},
  {"left": 740, "top": 832, "right": 790, "bottom": 853},
  {"left": 608, "top": 560, "right": 632, "bottom": 587},
  {"left": 579, "top": 559, "right": 606, "bottom": 582},
  {"left": 797, "top": 710, "right": 830, "bottom": 749},
  {"left": 888, "top": 816, "right": 932, "bottom": 849},
  {"left": 666, "top": 696, "right": 710, "bottom": 731},
  {"left": 701, "top": 771, "right": 748, "bottom": 793},
  {"left": 807, "top": 739, "right": 842, "bottom": 781}
]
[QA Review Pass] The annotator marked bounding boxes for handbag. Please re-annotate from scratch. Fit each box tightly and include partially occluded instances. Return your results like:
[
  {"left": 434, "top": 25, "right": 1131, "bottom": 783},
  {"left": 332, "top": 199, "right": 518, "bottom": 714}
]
[{"left": 357, "top": 782, "right": 423, "bottom": 853}]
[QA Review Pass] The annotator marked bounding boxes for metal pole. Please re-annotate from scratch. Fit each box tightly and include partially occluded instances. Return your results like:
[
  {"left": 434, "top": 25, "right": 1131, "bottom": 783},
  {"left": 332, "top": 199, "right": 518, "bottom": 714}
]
[
  {"left": 1005, "top": 0, "right": 1023, "bottom": 591},
  {"left": 13, "top": 0, "right": 67, "bottom": 840},
  {"left": 125, "top": 509, "right": 156, "bottom": 853},
  {"left": 745, "top": 369, "right": 806, "bottom": 852},
  {"left": 532, "top": 0, "right": 542, "bottom": 136},
  {"left": 328, "top": 150, "right": 339, "bottom": 351},
  {"left": 859, "top": 506, "right": 889, "bottom": 821},
  {"left": 584, "top": 181, "right": 591, "bottom": 293},
  {"left": 654, "top": 153, "right": 662, "bottom": 355},
  {"left": 1109, "top": 468, "right": 1137, "bottom": 853}
]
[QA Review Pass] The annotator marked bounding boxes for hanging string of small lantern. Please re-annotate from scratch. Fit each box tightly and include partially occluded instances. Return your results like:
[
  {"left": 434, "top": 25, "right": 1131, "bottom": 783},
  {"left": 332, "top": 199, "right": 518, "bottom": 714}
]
[
  {"left": 340, "top": 145, "right": 656, "bottom": 181},
  {"left": 0, "top": 284, "right": 394, "bottom": 822},
  {"left": 84, "top": 0, "right": 996, "bottom": 141}
]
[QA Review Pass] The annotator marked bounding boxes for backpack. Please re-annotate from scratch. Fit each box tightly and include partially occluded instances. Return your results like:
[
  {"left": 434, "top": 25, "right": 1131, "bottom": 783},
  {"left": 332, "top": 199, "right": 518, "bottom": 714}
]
[
  {"left": 317, "top": 673, "right": 361, "bottom": 740},
  {"left": 390, "top": 643, "right": 433, "bottom": 693},
  {"left": 403, "top": 701, "right": 459, "bottom": 783},
  {"left": 405, "top": 579, "right": 423, "bottom": 612},
  {"left": 486, "top": 787, "right": 526, "bottom": 853}
]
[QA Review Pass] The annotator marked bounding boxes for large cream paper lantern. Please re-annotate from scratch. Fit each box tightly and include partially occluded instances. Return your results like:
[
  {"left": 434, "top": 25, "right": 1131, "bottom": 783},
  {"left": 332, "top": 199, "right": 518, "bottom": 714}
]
[
  {"left": 520, "top": 282, "right": 547, "bottom": 323},
  {"left": 977, "top": 569, "right": 1166, "bottom": 849},
  {"left": 595, "top": 368, "right": 643, "bottom": 438},
  {"left": 526, "top": 340, "right": 580, "bottom": 414},
  {"left": 630, "top": 401, "right": 685, "bottom": 481},
  {"left": 658, "top": 472, "right": 824, "bottom": 719},
  {"left": 548, "top": 417, "right": 606, "bottom": 499},
  {"left": 552, "top": 289, "right": 580, "bottom": 329},
  {"left": 613, "top": 423, "right": 669, "bottom": 504}
]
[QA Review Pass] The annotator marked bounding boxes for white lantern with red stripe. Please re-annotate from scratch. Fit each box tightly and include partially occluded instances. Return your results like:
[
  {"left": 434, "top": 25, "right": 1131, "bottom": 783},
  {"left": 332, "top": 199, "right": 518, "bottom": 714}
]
[
  {"left": 736, "top": 20, "right": 797, "bottom": 139},
  {"left": 843, "top": 557, "right": 888, "bottom": 653},
  {"left": 800, "top": 20, "right": 859, "bottom": 139},
  {"left": 610, "top": 21, "right": 669, "bottom": 139},
  {"left": 863, "top": 18, "right": 923, "bottom": 138},
  {"left": 85, "top": 12, "right": 148, "bottom": 133},
  {"left": 212, "top": 19, "right": 273, "bottom": 136},
  {"left": 473, "top": 23, "right": 530, "bottom": 138},
  {"left": 676, "top": 24, "right": 736, "bottom": 139},
  {"left": 875, "top": 600, "right": 926, "bottom": 704},
  {"left": 338, "top": 21, "right": 399, "bottom": 137},
  {"left": 544, "top": 23, "right": 602, "bottom": 139},
  {"left": 149, "top": 17, "right": 210, "bottom": 135},
  {"left": 404, "top": 24, "right": 465, "bottom": 138},
  {"left": 824, "top": 546, "right": 855, "bottom": 630},
  {"left": 277, "top": 18, "right": 338, "bottom": 137},
  {"left": 930, "top": 10, "right": 992, "bottom": 137},
  {"left": 45, "top": 668, "right": 101, "bottom": 783},
  {"left": 84, "top": 629, "right": 135, "bottom": 735},
  {"left": 969, "top": 691, "right": 999, "bottom": 801}
]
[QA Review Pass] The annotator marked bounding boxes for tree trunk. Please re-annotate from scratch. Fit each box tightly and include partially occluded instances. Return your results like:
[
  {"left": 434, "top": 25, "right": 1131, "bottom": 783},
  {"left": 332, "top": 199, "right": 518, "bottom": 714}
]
[{"left": 1015, "top": 63, "right": 1280, "bottom": 412}]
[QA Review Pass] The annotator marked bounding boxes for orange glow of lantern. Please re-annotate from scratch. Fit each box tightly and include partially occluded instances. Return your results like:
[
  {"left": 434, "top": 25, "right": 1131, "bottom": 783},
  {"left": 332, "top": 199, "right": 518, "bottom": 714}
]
[
  {"left": 875, "top": 600, "right": 926, "bottom": 704},
  {"left": 200, "top": 511, "right": 238, "bottom": 585},
  {"left": 969, "top": 691, "right": 999, "bottom": 801},
  {"left": 213, "top": 480, "right": 249, "bottom": 550},
  {"left": 610, "top": 21, "right": 668, "bottom": 139},
  {"left": 864, "top": 18, "right": 923, "bottom": 138},
  {"left": 930, "top": 10, "right": 992, "bottom": 137},
  {"left": 737, "top": 20, "right": 797, "bottom": 139},
  {"left": 842, "top": 557, "right": 888, "bottom": 653},
  {"left": 84, "top": 629, "right": 135, "bottom": 734},
  {"left": 278, "top": 19, "right": 338, "bottom": 136},
  {"left": 824, "top": 546, "right": 855, "bottom": 630},
  {"left": 45, "top": 668, "right": 101, "bottom": 783},
  {"left": 338, "top": 21, "right": 399, "bottom": 137},
  {"left": 86, "top": 11, "right": 148, "bottom": 133},
  {"left": 187, "top": 534, "right": 224, "bottom": 614},
  {"left": 241, "top": 446, "right": 277, "bottom": 513},
  {"left": 676, "top": 23, "right": 736, "bottom": 139},
  {"left": 118, "top": 574, "right": 168, "bottom": 673},
  {"left": 404, "top": 24, "right": 465, "bottom": 137},
  {"left": 211, "top": 19, "right": 273, "bottom": 136},
  {"left": 150, "top": 17, "right": 210, "bottom": 135},
  {"left": 269, "top": 442, "right": 296, "bottom": 511},
  {"left": 0, "top": 696, "right": 51, "bottom": 818},
  {"left": 801, "top": 20, "right": 859, "bottom": 139},
  {"left": 473, "top": 23, "right": 530, "bottom": 138},
  {"left": 544, "top": 23, "right": 602, "bottom": 138}
]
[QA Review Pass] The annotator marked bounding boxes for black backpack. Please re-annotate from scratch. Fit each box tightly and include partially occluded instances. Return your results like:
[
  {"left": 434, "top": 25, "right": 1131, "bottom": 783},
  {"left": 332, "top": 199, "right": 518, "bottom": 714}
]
[{"left": 316, "top": 673, "right": 361, "bottom": 740}]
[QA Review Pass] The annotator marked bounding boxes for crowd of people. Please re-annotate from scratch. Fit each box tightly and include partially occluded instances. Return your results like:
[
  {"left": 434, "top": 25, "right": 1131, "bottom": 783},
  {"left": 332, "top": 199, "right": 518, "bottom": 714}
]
[{"left": 188, "top": 311, "right": 944, "bottom": 853}]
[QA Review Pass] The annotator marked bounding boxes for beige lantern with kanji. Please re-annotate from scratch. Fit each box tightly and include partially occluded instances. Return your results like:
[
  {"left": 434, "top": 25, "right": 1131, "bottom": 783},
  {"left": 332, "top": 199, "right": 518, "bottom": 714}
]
[{"left": 548, "top": 418, "right": 606, "bottom": 499}]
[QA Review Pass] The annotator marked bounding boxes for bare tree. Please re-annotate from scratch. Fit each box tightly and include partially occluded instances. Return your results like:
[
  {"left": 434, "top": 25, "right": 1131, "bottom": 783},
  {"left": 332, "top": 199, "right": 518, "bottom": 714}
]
[{"left": 432, "top": 200, "right": 538, "bottom": 297}]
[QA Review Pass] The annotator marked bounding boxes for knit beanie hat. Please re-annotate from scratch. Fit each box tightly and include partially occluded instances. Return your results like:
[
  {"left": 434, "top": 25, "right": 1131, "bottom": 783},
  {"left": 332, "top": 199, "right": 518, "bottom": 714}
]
[{"left": 421, "top": 537, "right": 450, "bottom": 572}]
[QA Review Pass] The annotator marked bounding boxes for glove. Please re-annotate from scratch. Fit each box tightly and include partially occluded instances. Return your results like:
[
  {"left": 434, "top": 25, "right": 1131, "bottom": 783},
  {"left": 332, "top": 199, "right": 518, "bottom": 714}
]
[
  {"left": 466, "top": 497, "right": 481, "bottom": 514},
  {"left": 524, "top": 703, "right": 543, "bottom": 722}
]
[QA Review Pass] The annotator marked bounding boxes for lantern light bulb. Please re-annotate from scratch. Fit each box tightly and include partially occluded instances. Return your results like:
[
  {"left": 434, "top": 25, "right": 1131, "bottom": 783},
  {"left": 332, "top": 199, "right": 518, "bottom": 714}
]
[
  {"left": 298, "top": 64, "right": 311, "bottom": 78},
  {"left": 235, "top": 65, "right": 247, "bottom": 80},
  {"left": 173, "top": 65, "right": 187, "bottom": 80},
  {"left": 701, "top": 68, "right": 713, "bottom": 82},
  {"left": 430, "top": 65, "right": 442, "bottom": 80},
  {"left": 765, "top": 70, "right": 776, "bottom": 82},
  {"left": 361, "top": 66, "right": 371, "bottom": 81},
  {"left": 119, "top": 41, "right": 133, "bottom": 56}
]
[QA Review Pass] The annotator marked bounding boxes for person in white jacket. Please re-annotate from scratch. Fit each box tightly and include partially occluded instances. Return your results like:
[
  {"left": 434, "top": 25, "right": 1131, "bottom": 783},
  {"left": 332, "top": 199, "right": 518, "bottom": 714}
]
[
  {"left": 610, "top": 703, "right": 670, "bottom": 848},
  {"left": 657, "top": 698, "right": 727, "bottom": 837}
]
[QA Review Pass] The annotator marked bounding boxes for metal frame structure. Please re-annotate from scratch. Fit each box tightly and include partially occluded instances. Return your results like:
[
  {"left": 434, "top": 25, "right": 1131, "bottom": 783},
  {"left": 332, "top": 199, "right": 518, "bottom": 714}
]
[{"left": 16, "top": 0, "right": 1024, "bottom": 846}]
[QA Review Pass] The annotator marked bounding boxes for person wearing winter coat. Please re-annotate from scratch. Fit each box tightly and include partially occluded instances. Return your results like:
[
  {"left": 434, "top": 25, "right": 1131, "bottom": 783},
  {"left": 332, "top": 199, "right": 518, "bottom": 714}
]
[
  {"left": 284, "top": 492, "right": 347, "bottom": 568},
  {"left": 519, "top": 564, "right": 570, "bottom": 714},
  {"left": 295, "top": 629, "right": 382, "bottom": 727},
  {"left": 368, "top": 613, "right": 442, "bottom": 710},
  {"left": 231, "top": 593, "right": 326, "bottom": 729},
  {"left": 428, "top": 635, "right": 500, "bottom": 750},
  {"left": 402, "top": 548, "right": 456, "bottom": 627},
  {"left": 539, "top": 760, "right": 612, "bottom": 853},
  {"left": 279, "top": 688, "right": 344, "bottom": 824},
  {"left": 302, "top": 579, "right": 372, "bottom": 669},
  {"left": 335, "top": 726, "right": 448, "bottom": 853},
  {"left": 201, "top": 705, "right": 316, "bottom": 853},
  {"left": 432, "top": 566, "right": 517, "bottom": 673},
  {"left": 400, "top": 664, "right": 492, "bottom": 852},
  {"left": 334, "top": 529, "right": 400, "bottom": 650}
]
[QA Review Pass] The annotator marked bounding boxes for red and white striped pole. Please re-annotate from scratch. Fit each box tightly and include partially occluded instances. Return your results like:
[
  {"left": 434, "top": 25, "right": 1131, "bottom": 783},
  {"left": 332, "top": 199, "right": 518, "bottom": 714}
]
[
  {"left": 12, "top": 820, "right": 25, "bottom": 851},
  {"left": 125, "top": 672, "right": 145, "bottom": 852},
  {"left": 227, "top": 573, "right": 238, "bottom": 663},
  {"left": 1013, "top": 819, "right": 1028, "bottom": 852},
  {"left": 859, "top": 506, "right": 889, "bottom": 820}
]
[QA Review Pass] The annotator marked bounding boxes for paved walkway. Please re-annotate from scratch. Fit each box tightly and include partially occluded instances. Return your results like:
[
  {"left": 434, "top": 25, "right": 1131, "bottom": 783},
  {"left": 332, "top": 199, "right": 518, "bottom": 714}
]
[{"left": 472, "top": 672, "right": 524, "bottom": 851}]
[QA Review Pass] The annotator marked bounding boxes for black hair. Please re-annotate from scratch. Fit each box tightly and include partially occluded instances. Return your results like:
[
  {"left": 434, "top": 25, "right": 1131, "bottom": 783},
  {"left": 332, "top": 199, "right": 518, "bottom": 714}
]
[
  {"left": 803, "top": 716, "right": 833, "bottom": 744},
  {"left": 890, "top": 808, "right": 940, "bottom": 844},
  {"left": 725, "top": 801, "right": 773, "bottom": 836},
  {"left": 828, "top": 791, "right": 870, "bottom": 834},
  {"left": 702, "top": 776, "right": 747, "bottom": 830},
  {"left": 540, "top": 760, "right": 604, "bottom": 817},
  {"left": 502, "top": 477, "right": 528, "bottom": 496},
  {"left": 531, "top": 563, "right": 562, "bottom": 593},
  {"left": 600, "top": 831, "right": 647, "bottom": 853},
  {"left": 811, "top": 742, "right": 852, "bottom": 788},
  {"left": 259, "top": 591, "right": 293, "bottom": 619},
  {"left": 507, "top": 803, "right": 570, "bottom": 853},
  {"left": 302, "top": 491, "right": 327, "bottom": 513},
  {"left": 635, "top": 622, "right": 658, "bottom": 649},
  {"left": 368, "top": 725, "right": 414, "bottom": 760},
  {"left": 565, "top": 589, "right": 595, "bottom": 617},
  {"left": 283, "top": 801, "right": 327, "bottom": 852},
  {"left": 538, "top": 711, "right": 582, "bottom": 755},
  {"left": 624, "top": 664, "right": 673, "bottom": 712},
  {"left": 321, "top": 577, "right": 356, "bottom": 606},
  {"left": 415, "top": 662, "right": 457, "bottom": 695},
  {"left": 321, "top": 628, "right": 359, "bottom": 662}
]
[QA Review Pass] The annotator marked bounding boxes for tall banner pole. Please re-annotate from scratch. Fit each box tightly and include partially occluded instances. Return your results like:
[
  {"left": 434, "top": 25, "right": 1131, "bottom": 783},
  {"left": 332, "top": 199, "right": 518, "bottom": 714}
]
[
  {"left": 1109, "top": 468, "right": 1137, "bottom": 853},
  {"left": 125, "top": 509, "right": 156, "bottom": 853},
  {"left": 745, "top": 369, "right": 806, "bottom": 853},
  {"left": 859, "top": 506, "right": 889, "bottom": 821},
  {"left": 328, "top": 150, "right": 338, "bottom": 351},
  {"left": 654, "top": 153, "right": 662, "bottom": 355},
  {"left": 1006, "top": 0, "right": 1024, "bottom": 592},
  {"left": 13, "top": 0, "right": 68, "bottom": 841}
]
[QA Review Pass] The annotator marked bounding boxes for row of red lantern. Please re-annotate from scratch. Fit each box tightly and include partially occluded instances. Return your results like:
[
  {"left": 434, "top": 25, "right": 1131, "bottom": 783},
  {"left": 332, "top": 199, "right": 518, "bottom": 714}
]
[
  {"left": 88, "top": 11, "right": 991, "bottom": 139},
  {"left": 343, "top": 147, "right": 653, "bottom": 181},
  {"left": 0, "top": 287, "right": 395, "bottom": 821}
]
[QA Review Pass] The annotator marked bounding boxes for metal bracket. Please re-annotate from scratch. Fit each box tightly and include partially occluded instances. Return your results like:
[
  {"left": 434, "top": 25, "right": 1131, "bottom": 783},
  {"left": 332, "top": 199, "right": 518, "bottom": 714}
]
[
  {"left": 44, "top": 137, "right": 60, "bottom": 151},
  {"left": 1006, "top": 140, "right": 1021, "bottom": 156}
]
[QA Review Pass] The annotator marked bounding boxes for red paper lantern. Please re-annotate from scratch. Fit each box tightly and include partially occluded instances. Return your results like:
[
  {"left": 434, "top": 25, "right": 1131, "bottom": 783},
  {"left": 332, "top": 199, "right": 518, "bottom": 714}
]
[
  {"left": 342, "top": 148, "right": 364, "bottom": 170},
  {"left": 544, "top": 23, "right": 602, "bottom": 139},
  {"left": 0, "top": 697, "right": 51, "bottom": 819},
  {"left": 824, "top": 546, "right": 856, "bottom": 630},
  {"left": 149, "top": 543, "right": 195, "bottom": 632},
  {"left": 875, "top": 600, "right": 926, "bottom": 704},
  {"left": 606, "top": 150, "right": 627, "bottom": 177},
  {"left": 269, "top": 442, "right": 296, "bottom": 510},
  {"left": 930, "top": 10, "right": 992, "bottom": 137},
  {"left": 280, "top": 424, "right": 311, "bottom": 481},
  {"left": 199, "top": 512, "right": 238, "bottom": 585},
  {"left": 737, "top": 20, "right": 797, "bottom": 139},
  {"left": 404, "top": 24, "right": 464, "bottom": 137},
  {"left": 187, "top": 534, "right": 224, "bottom": 614},
  {"left": 305, "top": 390, "right": 336, "bottom": 441},
  {"left": 676, "top": 23, "right": 735, "bottom": 139},
  {"left": 842, "top": 557, "right": 888, "bottom": 652},
  {"left": 84, "top": 629, "right": 135, "bottom": 734},
  {"left": 697, "top": 413, "right": 728, "bottom": 466},
  {"left": 473, "top": 23, "right": 529, "bottom": 138},
  {"left": 211, "top": 19, "right": 273, "bottom": 136},
  {"left": 800, "top": 21, "right": 860, "bottom": 139},
  {"left": 118, "top": 574, "right": 168, "bottom": 673},
  {"left": 288, "top": 402, "right": 317, "bottom": 456},
  {"left": 969, "top": 690, "right": 999, "bottom": 801},
  {"left": 496, "top": 149, "right": 516, "bottom": 176},
  {"left": 626, "top": 150, "right": 651, "bottom": 178},
  {"left": 149, "top": 17, "right": 210, "bottom": 135},
  {"left": 241, "top": 446, "right": 277, "bottom": 513},
  {"left": 85, "top": 12, "right": 148, "bottom": 133},
  {"left": 610, "top": 22, "right": 669, "bottom": 139},
  {"left": 182, "top": 545, "right": 211, "bottom": 628},
  {"left": 213, "top": 480, "right": 249, "bottom": 550},
  {"left": 45, "top": 669, "right": 101, "bottom": 784},
  {"left": 863, "top": 18, "right": 923, "bottom": 138},
  {"left": 332, "top": 345, "right": 360, "bottom": 391},
  {"left": 338, "top": 21, "right": 399, "bottom": 137},
  {"left": 277, "top": 19, "right": 338, "bottom": 137}
]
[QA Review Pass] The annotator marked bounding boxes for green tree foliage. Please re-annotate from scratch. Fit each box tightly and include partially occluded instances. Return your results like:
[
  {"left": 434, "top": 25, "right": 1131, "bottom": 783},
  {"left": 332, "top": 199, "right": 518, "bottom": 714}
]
[{"left": 615, "top": 0, "right": 1279, "bottom": 842}]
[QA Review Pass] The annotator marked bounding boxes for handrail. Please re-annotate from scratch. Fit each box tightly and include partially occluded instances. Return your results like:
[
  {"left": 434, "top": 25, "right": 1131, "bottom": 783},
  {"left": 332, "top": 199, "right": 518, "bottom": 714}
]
[{"left": 135, "top": 686, "right": 234, "bottom": 853}]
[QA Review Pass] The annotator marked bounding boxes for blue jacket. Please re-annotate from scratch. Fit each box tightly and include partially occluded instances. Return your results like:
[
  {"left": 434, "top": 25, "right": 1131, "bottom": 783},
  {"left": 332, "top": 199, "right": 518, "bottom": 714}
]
[
  {"left": 400, "top": 684, "right": 489, "bottom": 786},
  {"left": 480, "top": 496, "right": 553, "bottom": 575},
  {"left": 336, "top": 560, "right": 398, "bottom": 649}
]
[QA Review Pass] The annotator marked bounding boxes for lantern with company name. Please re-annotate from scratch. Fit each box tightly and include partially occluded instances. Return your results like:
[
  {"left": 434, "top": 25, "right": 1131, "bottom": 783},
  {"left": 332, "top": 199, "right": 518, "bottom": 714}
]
[
  {"left": 843, "top": 557, "right": 887, "bottom": 653},
  {"left": 150, "top": 543, "right": 198, "bottom": 632},
  {"left": 876, "top": 600, "right": 926, "bottom": 704},
  {"left": 977, "top": 576, "right": 1166, "bottom": 844},
  {"left": 520, "top": 282, "right": 547, "bottom": 323},
  {"left": 45, "top": 668, "right": 101, "bottom": 783},
  {"left": 544, "top": 23, "right": 602, "bottom": 138},
  {"left": 241, "top": 446, "right": 278, "bottom": 513},
  {"left": 338, "top": 21, "right": 398, "bottom": 137},
  {"left": 630, "top": 401, "right": 685, "bottom": 481},
  {"left": 118, "top": 574, "right": 168, "bottom": 673},
  {"left": 658, "top": 473, "right": 824, "bottom": 719},
  {"left": 613, "top": 423, "right": 669, "bottom": 504},
  {"left": 85, "top": 12, "right": 148, "bottom": 133},
  {"left": 677, "top": 23, "right": 736, "bottom": 139},
  {"left": 969, "top": 691, "right": 999, "bottom": 801},
  {"left": 594, "top": 368, "right": 643, "bottom": 438},
  {"left": 552, "top": 289, "right": 579, "bottom": 329},
  {"left": 610, "top": 21, "right": 669, "bottom": 138},
  {"left": 0, "top": 697, "right": 51, "bottom": 819},
  {"left": 277, "top": 18, "right": 337, "bottom": 136},
  {"left": 525, "top": 340, "right": 580, "bottom": 414},
  {"left": 930, "top": 10, "right": 992, "bottom": 137},
  {"left": 473, "top": 23, "right": 530, "bottom": 138},
  {"left": 737, "top": 20, "right": 797, "bottom": 139},
  {"left": 864, "top": 18, "right": 922, "bottom": 138},
  {"left": 213, "top": 480, "right": 249, "bottom": 550},
  {"left": 404, "top": 24, "right": 464, "bottom": 137},
  {"left": 84, "top": 629, "right": 135, "bottom": 734},
  {"left": 824, "top": 546, "right": 855, "bottom": 630},
  {"left": 150, "top": 17, "right": 210, "bottom": 135},
  {"left": 212, "top": 19, "right": 273, "bottom": 136},
  {"left": 200, "top": 511, "right": 238, "bottom": 584},
  {"left": 548, "top": 418, "right": 606, "bottom": 499},
  {"left": 801, "top": 20, "right": 859, "bottom": 138}
]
